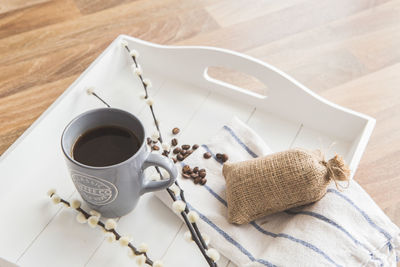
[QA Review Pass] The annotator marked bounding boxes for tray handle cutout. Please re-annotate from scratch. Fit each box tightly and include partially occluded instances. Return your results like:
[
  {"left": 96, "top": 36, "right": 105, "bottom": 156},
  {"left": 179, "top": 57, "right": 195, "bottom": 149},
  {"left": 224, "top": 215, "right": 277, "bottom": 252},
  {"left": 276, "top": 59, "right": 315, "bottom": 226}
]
[{"left": 204, "top": 66, "right": 268, "bottom": 99}]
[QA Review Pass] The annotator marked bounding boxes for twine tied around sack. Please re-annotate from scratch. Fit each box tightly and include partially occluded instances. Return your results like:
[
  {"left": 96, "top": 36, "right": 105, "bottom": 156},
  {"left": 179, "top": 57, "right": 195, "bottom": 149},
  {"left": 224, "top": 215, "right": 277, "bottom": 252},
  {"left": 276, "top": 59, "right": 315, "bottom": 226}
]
[{"left": 320, "top": 154, "right": 350, "bottom": 191}]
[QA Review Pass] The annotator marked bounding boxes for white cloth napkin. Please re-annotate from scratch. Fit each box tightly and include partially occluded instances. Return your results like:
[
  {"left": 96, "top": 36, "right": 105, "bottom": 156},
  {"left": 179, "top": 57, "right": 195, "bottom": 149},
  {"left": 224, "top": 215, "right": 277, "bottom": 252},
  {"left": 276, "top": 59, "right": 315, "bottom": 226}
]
[{"left": 156, "top": 117, "right": 400, "bottom": 266}]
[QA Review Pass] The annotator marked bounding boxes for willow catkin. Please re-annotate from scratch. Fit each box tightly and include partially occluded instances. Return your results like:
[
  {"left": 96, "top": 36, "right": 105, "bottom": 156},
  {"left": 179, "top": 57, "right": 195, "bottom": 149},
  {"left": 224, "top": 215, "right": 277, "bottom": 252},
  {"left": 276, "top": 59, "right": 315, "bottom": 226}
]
[{"left": 222, "top": 148, "right": 350, "bottom": 225}]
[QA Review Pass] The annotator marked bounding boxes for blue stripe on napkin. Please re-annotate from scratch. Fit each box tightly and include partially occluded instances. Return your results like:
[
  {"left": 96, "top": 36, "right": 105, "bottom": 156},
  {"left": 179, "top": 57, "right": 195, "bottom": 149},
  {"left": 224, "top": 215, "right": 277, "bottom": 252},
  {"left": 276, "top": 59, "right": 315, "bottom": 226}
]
[
  {"left": 327, "top": 188, "right": 392, "bottom": 250},
  {"left": 223, "top": 125, "right": 258, "bottom": 158},
  {"left": 185, "top": 202, "right": 277, "bottom": 267},
  {"left": 200, "top": 144, "right": 342, "bottom": 266},
  {"left": 221, "top": 125, "right": 388, "bottom": 263}
]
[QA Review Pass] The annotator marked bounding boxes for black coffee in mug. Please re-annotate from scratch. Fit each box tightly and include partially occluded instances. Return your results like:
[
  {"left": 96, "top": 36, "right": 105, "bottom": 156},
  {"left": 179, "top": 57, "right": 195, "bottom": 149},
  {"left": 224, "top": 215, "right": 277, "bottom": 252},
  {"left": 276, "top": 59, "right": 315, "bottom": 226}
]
[
  {"left": 72, "top": 125, "right": 141, "bottom": 167},
  {"left": 62, "top": 108, "right": 177, "bottom": 217}
]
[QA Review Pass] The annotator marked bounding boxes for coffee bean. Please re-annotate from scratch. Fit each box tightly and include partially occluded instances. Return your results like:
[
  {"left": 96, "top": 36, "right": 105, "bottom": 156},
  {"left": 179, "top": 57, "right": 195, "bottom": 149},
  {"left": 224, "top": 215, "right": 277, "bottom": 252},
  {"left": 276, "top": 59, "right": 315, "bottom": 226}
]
[
  {"left": 152, "top": 145, "right": 160, "bottom": 151},
  {"left": 173, "top": 147, "right": 181, "bottom": 154},
  {"left": 187, "top": 150, "right": 193, "bottom": 155},
  {"left": 193, "top": 167, "right": 199, "bottom": 173},
  {"left": 203, "top": 152, "right": 211, "bottom": 159},
  {"left": 177, "top": 154, "right": 184, "bottom": 161},
  {"left": 222, "top": 153, "right": 229, "bottom": 162},
  {"left": 180, "top": 149, "right": 187, "bottom": 156},
  {"left": 192, "top": 144, "right": 199, "bottom": 150},
  {"left": 147, "top": 137, "right": 152, "bottom": 145},
  {"left": 172, "top": 158, "right": 177, "bottom": 163},
  {"left": 162, "top": 150, "right": 169, "bottom": 157},
  {"left": 181, "top": 144, "right": 190, "bottom": 150},
  {"left": 194, "top": 177, "right": 201, "bottom": 184},
  {"left": 199, "top": 168, "right": 205, "bottom": 173},
  {"left": 190, "top": 173, "right": 198, "bottom": 179},
  {"left": 216, "top": 153, "right": 223, "bottom": 159},
  {"left": 200, "top": 178, "right": 207, "bottom": 185},
  {"left": 172, "top": 127, "right": 180, "bottom": 135},
  {"left": 171, "top": 138, "right": 178, "bottom": 146},
  {"left": 182, "top": 173, "right": 190, "bottom": 179},
  {"left": 182, "top": 165, "right": 191, "bottom": 174},
  {"left": 199, "top": 171, "right": 206, "bottom": 178}
]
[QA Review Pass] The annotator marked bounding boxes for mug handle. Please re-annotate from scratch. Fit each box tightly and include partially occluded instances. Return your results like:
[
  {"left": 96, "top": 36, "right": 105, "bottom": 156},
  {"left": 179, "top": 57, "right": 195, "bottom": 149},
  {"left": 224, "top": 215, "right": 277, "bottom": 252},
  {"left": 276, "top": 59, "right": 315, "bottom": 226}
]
[{"left": 140, "top": 153, "right": 177, "bottom": 195}]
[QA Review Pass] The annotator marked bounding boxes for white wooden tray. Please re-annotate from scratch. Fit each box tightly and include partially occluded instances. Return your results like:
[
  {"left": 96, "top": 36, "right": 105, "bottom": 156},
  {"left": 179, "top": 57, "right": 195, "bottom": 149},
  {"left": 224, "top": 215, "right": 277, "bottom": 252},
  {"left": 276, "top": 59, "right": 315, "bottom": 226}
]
[{"left": 0, "top": 35, "right": 375, "bottom": 267}]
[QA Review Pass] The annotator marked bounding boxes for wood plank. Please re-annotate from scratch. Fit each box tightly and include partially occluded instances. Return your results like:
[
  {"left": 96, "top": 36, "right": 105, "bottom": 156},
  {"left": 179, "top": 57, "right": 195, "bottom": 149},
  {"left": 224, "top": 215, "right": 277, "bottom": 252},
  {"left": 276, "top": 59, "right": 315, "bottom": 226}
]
[
  {"left": 0, "top": 0, "right": 50, "bottom": 15},
  {"left": 175, "top": 0, "right": 390, "bottom": 51},
  {"left": 0, "top": 0, "right": 218, "bottom": 66},
  {"left": 0, "top": 0, "right": 81, "bottom": 39},
  {"left": 74, "top": 0, "right": 132, "bottom": 14},
  {"left": 0, "top": 76, "right": 78, "bottom": 154},
  {"left": 320, "top": 63, "right": 400, "bottom": 226},
  {"left": 205, "top": 0, "right": 305, "bottom": 27},
  {"left": 246, "top": 0, "right": 400, "bottom": 91},
  {"left": 0, "top": 0, "right": 400, "bottom": 265},
  {"left": 0, "top": 41, "right": 110, "bottom": 99}
]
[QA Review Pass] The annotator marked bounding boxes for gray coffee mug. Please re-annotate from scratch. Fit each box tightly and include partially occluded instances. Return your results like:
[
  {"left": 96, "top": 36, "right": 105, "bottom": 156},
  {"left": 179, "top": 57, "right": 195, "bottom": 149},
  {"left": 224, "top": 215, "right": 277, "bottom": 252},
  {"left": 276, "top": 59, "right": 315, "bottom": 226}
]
[{"left": 61, "top": 108, "right": 177, "bottom": 218}]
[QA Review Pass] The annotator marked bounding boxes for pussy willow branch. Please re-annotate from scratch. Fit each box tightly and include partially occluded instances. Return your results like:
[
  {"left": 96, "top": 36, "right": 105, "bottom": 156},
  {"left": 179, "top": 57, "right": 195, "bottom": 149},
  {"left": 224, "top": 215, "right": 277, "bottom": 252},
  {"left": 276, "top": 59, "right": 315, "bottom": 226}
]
[
  {"left": 123, "top": 45, "right": 216, "bottom": 267},
  {"left": 92, "top": 92, "right": 111, "bottom": 108},
  {"left": 50, "top": 193, "right": 153, "bottom": 266},
  {"left": 165, "top": 188, "right": 216, "bottom": 267},
  {"left": 87, "top": 91, "right": 214, "bottom": 265},
  {"left": 129, "top": 53, "right": 163, "bottom": 143},
  {"left": 180, "top": 189, "right": 209, "bottom": 250}
]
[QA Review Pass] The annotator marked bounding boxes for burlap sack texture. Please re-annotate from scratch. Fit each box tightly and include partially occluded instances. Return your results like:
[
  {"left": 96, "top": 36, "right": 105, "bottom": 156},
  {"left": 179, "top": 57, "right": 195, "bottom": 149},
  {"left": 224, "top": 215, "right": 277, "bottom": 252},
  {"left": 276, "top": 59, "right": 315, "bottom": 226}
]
[{"left": 222, "top": 148, "right": 350, "bottom": 225}]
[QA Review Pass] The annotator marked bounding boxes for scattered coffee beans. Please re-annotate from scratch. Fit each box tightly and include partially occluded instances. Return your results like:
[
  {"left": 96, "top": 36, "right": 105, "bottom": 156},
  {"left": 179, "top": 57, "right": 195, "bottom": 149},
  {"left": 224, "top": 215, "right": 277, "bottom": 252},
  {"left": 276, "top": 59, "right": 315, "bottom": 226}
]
[
  {"left": 183, "top": 165, "right": 191, "bottom": 173},
  {"left": 182, "top": 144, "right": 190, "bottom": 150},
  {"left": 165, "top": 127, "right": 209, "bottom": 185},
  {"left": 172, "top": 127, "right": 180, "bottom": 135},
  {"left": 147, "top": 137, "right": 152, "bottom": 145},
  {"left": 216, "top": 153, "right": 229, "bottom": 163},
  {"left": 152, "top": 145, "right": 160, "bottom": 151},
  {"left": 181, "top": 164, "right": 207, "bottom": 185},
  {"left": 171, "top": 138, "right": 178, "bottom": 146},
  {"left": 203, "top": 152, "right": 211, "bottom": 159}
]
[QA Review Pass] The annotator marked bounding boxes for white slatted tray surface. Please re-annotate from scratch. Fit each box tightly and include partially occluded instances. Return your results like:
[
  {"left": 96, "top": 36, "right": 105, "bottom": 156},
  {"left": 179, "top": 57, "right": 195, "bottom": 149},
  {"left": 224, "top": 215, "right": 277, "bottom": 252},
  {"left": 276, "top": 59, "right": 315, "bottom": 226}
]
[{"left": 0, "top": 35, "right": 374, "bottom": 267}]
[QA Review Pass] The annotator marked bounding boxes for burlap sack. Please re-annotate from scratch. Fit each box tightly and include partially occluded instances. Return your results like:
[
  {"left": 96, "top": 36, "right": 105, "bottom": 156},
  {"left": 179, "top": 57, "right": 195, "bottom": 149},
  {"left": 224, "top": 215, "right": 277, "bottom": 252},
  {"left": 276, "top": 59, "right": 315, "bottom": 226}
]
[{"left": 222, "top": 148, "right": 350, "bottom": 224}]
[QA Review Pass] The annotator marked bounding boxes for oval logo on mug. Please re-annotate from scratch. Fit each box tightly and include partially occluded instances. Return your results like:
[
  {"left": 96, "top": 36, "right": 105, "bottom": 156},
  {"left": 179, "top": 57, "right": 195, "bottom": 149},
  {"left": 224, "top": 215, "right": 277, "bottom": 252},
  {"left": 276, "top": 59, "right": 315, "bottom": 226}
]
[{"left": 71, "top": 171, "right": 118, "bottom": 206}]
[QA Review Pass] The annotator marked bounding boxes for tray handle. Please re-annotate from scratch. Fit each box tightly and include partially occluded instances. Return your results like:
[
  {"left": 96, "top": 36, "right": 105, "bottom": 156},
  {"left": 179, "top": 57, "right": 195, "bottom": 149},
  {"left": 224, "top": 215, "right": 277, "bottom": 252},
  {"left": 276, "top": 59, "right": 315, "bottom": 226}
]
[
  {"left": 176, "top": 46, "right": 319, "bottom": 105},
  {"left": 120, "top": 35, "right": 317, "bottom": 105}
]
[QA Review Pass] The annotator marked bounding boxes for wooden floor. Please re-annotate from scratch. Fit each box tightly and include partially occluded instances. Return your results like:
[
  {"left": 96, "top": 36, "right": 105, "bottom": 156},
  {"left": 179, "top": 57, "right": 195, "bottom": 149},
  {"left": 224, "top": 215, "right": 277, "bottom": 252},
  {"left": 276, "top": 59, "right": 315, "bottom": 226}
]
[{"left": 0, "top": 0, "right": 399, "bottom": 243}]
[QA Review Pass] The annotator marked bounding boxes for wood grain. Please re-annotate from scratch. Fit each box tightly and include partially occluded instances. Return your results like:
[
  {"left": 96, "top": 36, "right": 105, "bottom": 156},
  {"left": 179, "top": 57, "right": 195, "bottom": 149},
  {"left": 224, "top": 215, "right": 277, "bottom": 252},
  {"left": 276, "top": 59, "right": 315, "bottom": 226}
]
[
  {"left": 0, "top": 0, "right": 50, "bottom": 15},
  {"left": 0, "top": 0, "right": 399, "bottom": 261},
  {"left": 0, "top": 0, "right": 80, "bottom": 39}
]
